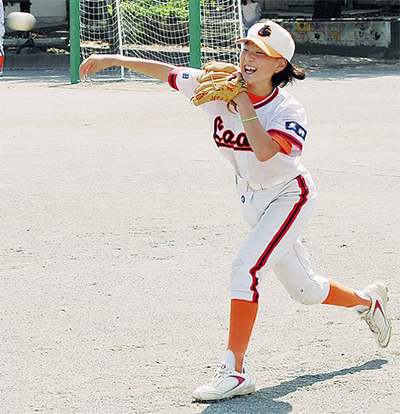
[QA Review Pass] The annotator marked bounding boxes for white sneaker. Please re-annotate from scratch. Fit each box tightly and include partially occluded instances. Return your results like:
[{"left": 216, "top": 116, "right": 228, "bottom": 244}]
[
  {"left": 358, "top": 282, "right": 392, "bottom": 348},
  {"left": 192, "top": 363, "right": 255, "bottom": 401}
]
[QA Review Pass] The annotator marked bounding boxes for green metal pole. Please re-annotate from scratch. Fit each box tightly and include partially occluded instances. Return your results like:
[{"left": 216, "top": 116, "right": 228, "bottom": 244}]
[
  {"left": 70, "top": 0, "right": 80, "bottom": 84},
  {"left": 189, "top": 0, "right": 201, "bottom": 68}
]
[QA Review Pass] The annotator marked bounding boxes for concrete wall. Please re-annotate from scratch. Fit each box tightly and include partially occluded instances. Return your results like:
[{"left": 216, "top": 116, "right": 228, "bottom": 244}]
[
  {"left": 281, "top": 19, "right": 399, "bottom": 58},
  {"left": 256, "top": 0, "right": 399, "bottom": 12}
]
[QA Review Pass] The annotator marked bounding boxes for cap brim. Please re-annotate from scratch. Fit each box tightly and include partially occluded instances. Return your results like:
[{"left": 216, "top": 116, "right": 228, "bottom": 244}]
[{"left": 235, "top": 38, "right": 283, "bottom": 59}]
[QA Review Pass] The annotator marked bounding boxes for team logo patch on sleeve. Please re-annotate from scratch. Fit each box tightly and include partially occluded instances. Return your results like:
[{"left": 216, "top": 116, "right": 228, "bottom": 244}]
[{"left": 285, "top": 121, "right": 307, "bottom": 140}]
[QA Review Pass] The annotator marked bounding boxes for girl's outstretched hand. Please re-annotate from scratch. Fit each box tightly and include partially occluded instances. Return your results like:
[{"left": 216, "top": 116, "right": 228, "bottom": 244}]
[{"left": 79, "top": 54, "right": 115, "bottom": 80}]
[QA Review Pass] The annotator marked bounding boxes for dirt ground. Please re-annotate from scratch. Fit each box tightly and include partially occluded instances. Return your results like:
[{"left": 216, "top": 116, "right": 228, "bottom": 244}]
[{"left": 1, "top": 64, "right": 399, "bottom": 413}]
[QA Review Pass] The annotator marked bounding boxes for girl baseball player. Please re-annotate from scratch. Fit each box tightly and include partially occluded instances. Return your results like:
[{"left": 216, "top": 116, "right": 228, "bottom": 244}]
[{"left": 79, "top": 21, "right": 392, "bottom": 402}]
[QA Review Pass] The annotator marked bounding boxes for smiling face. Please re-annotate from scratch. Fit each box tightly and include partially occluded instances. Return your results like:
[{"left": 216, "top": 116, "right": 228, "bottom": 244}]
[{"left": 240, "top": 41, "right": 287, "bottom": 96}]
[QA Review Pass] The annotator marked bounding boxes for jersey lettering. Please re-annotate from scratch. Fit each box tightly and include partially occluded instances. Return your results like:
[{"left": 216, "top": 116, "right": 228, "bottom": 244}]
[{"left": 213, "top": 116, "right": 252, "bottom": 151}]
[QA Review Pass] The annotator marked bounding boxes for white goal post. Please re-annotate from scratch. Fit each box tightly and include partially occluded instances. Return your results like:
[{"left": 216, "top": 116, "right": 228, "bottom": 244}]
[{"left": 75, "top": 0, "right": 243, "bottom": 81}]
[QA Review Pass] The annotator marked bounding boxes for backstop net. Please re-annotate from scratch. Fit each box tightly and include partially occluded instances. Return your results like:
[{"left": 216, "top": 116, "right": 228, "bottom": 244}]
[{"left": 79, "top": 0, "right": 243, "bottom": 80}]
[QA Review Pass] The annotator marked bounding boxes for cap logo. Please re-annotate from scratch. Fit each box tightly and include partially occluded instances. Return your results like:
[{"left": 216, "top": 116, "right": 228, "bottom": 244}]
[{"left": 258, "top": 25, "right": 272, "bottom": 37}]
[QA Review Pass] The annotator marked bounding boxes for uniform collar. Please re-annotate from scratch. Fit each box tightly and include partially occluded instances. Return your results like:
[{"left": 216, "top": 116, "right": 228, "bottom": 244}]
[{"left": 249, "top": 87, "right": 279, "bottom": 109}]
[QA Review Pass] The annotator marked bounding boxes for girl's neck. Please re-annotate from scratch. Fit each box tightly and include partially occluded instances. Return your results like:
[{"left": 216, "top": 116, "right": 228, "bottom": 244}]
[
  {"left": 249, "top": 86, "right": 274, "bottom": 103},
  {"left": 247, "top": 84, "right": 274, "bottom": 100}
]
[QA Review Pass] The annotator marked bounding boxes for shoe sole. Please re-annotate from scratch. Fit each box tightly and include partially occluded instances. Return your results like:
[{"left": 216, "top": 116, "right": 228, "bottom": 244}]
[
  {"left": 376, "top": 283, "right": 392, "bottom": 348},
  {"left": 367, "top": 282, "right": 392, "bottom": 348},
  {"left": 193, "top": 383, "right": 256, "bottom": 401}
]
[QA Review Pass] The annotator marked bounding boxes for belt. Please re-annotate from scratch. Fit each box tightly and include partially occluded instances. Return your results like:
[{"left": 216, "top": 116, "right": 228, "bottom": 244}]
[{"left": 235, "top": 175, "right": 288, "bottom": 191}]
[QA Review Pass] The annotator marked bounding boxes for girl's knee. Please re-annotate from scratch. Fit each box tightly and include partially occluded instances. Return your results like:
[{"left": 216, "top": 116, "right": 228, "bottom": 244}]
[
  {"left": 229, "top": 258, "right": 259, "bottom": 302},
  {"left": 288, "top": 283, "right": 323, "bottom": 305},
  {"left": 274, "top": 267, "right": 329, "bottom": 305}
]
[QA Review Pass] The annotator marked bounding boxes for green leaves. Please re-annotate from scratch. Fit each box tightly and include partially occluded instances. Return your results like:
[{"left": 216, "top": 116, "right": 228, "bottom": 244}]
[{"left": 111, "top": 0, "right": 189, "bottom": 22}]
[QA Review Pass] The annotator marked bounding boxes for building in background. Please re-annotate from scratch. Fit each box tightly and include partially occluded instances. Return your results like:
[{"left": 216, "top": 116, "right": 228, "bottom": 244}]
[
  {"left": 255, "top": 0, "right": 399, "bottom": 16},
  {"left": 3, "top": 0, "right": 67, "bottom": 25}
]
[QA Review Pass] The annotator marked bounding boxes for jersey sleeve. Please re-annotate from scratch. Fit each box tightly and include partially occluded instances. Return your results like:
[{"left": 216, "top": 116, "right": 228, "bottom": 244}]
[
  {"left": 168, "top": 67, "right": 203, "bottom": 99},
  {"left": 267, "top": 99, "right": 308, "bottom": 157},
  {"left": 269, "top": 132, "right": 292, "bottom": 155}
]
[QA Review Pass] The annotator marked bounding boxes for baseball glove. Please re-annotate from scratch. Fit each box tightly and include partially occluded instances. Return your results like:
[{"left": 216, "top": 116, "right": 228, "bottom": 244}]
[{"left": 191, "top": 61, "right": 247, "bottom": 109}]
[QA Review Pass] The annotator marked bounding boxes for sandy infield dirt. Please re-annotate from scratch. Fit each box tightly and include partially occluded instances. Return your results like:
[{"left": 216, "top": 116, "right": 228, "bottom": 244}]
[{"left": 1, "top": 66, "right": 399, "bottom": 413}]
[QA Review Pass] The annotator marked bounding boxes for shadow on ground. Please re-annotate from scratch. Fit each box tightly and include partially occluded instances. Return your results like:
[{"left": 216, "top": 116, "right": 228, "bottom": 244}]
[{"left": 196, "top": 359, "right": 388, "bottom": 414}]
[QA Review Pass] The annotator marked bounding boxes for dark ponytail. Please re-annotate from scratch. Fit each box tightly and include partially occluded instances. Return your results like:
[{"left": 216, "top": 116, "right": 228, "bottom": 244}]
[{"left": 271, "top": 62, "right": 306, "bottom": 88}]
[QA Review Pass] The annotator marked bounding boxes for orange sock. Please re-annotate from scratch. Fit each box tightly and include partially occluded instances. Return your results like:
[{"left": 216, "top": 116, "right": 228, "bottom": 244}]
[
  {"left": 322, "top": 279, "right": 371, "bottom": 309},
  {"left": 227, "top": 299, "right": 258, "bottom": 373},
  {"left": 0, "top": 55, "right": 4, "bottom": 72}
]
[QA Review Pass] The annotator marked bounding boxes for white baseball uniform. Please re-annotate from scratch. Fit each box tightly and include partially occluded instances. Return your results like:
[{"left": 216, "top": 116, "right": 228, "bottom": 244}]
[{"left": 169, "top": 67, "right": 329, "bottom": 305}]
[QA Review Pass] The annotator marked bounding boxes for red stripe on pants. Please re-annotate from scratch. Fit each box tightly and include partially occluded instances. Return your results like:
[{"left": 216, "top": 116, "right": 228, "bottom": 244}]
[{"left": 249, "top": 175, "right": 310, "bottom": 302}]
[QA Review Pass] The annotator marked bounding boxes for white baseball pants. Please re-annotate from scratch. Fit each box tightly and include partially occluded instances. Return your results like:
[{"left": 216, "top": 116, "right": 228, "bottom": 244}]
[{"left": 229, "top": 171, "right": 329, "bottom": 304}]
